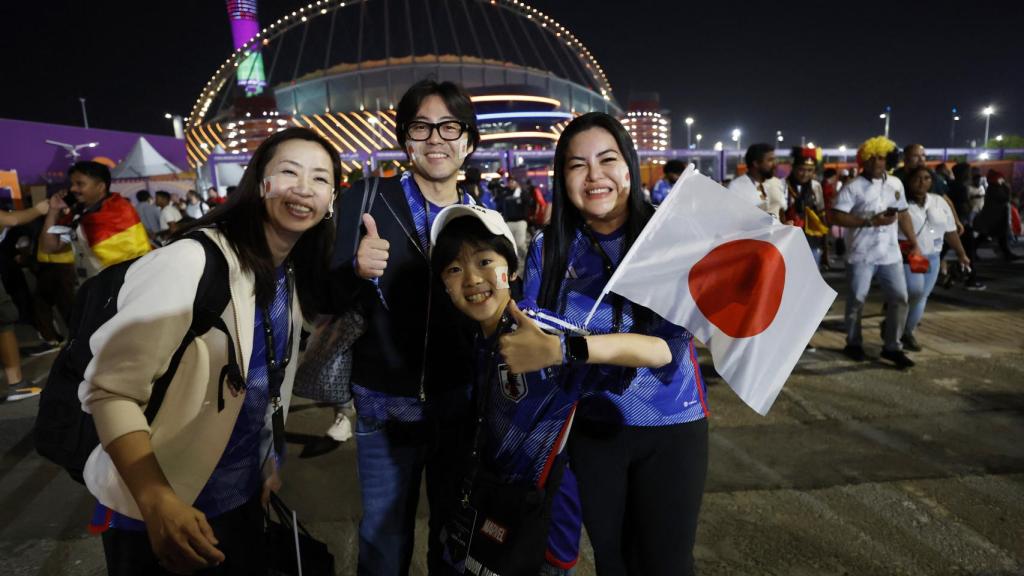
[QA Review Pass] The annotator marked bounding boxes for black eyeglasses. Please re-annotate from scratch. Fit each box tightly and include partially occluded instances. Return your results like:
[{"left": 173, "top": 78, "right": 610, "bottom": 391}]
[{"left": 404, "top": 120, "right": 468, "bottom": 141}]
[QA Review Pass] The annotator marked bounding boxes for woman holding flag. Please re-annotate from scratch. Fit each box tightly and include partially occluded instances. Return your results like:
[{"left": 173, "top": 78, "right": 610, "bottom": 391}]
[{"left": 508, "top": 112, "right": 709, "bottom": 575}]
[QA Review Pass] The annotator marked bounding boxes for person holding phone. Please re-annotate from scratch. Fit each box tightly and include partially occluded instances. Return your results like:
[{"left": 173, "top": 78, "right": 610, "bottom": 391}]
[{"left": 829, "top": 136, "right": 921, "bottom": 369}]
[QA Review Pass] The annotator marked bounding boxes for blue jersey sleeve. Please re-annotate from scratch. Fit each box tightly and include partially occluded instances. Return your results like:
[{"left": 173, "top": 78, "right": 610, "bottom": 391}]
[
  {"left": 523, "top": 232, "right": 544, "bottom": 303},
  {"left": 651, "top": 179, "right": 671, "bottom": 205}
]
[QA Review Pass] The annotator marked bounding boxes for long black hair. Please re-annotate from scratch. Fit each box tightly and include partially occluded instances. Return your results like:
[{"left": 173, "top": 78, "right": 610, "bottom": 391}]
[
  {"left": 537, "top": 112, "right": 654, "bottom": 328},
  {"left": 176, "top": 127, "right": 340, "bottom": 316}
]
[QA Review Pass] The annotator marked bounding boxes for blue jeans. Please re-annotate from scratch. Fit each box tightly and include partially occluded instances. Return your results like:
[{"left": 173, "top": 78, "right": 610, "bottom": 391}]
[
  {"left": 844, "top": 261, "right": 909, "bottom": 351},
  {"left": 355, "top": 413, "right": 472, "bottom": 576},
  {"left": 904, "top": 253, "right": 941, "bottom": 336}
]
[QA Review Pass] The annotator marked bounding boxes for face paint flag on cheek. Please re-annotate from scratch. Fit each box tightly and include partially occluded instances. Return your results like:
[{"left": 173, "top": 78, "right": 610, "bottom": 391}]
[
  {"left": 262, "top": 175, "right": 287, "bottom": 199},
  {"left": 493, "top": 265, "right": 510, "bottom": 289}
]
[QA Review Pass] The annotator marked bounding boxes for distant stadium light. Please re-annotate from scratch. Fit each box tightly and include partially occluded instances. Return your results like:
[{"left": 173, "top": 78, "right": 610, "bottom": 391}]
[
  {"left": 480, "top": 131, "right": 559, "bottom": 142},
  {"left": 476, "top": 111, "right": 575, "bottom": 121},
  {"left": 471, "top": 95, "right": 561, "bottom": 107}
]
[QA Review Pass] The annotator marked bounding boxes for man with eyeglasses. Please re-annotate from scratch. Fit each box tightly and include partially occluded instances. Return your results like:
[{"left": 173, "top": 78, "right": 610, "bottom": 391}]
[{"left": 329, "top": 79, "right": 480, "bottom": 576}]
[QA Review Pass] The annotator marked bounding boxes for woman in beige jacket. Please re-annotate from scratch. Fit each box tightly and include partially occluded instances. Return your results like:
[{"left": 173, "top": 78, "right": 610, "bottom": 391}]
[{"left": 81, "top": 127, "right": 339, "bottom": 575}]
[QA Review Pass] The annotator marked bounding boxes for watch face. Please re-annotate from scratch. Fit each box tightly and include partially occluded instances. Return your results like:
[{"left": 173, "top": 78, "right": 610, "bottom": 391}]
[{"left": 567, "top": 336, "right": 588, "bottom": 364}]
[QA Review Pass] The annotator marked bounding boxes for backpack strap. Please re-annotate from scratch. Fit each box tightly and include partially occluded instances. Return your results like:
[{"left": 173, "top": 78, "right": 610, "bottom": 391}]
[
  {"left": 354, "top": 176, "right": 381, "bottom": 248},
  {"left": 144, "top": 232, "right": 233, "bottom": 421}
]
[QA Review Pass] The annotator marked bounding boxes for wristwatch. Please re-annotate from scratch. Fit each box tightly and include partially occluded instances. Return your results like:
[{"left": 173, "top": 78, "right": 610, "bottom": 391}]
[{"left": 564, "top": 335, "right": 589, "bottom": 365}]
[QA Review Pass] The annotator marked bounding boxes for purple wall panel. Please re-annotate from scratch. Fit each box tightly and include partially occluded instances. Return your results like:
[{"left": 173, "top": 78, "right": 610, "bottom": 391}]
[{"left": 0, "top": 118, "right": 189, "bottom": 185}]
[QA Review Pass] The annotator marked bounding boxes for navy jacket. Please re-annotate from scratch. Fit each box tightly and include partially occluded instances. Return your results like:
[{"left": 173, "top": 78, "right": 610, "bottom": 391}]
[{"left": 328, "top": 176, "right": 476, "bottom": 399}]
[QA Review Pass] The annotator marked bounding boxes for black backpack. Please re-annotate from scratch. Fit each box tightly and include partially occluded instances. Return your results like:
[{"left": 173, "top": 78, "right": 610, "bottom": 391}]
[{"left": 34, "top": 233, "right": 234, "bottom": 484}]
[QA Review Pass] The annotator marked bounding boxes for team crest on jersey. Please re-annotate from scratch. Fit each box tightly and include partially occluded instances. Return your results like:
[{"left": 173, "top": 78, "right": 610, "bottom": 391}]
[
  {"left": 498, "top": 364, "right": 527, "bottom": 402},
  {"left": 895, "top": 190, "right": 901, "bottom": 200}
]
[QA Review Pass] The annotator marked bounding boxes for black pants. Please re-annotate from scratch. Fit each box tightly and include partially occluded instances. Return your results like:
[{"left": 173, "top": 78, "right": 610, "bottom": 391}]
[
  {"left": 101, "top": 496, "right": 265, "bottom": 576},
  {"left": 33, "top": 263, "right": 76, "bottom": 341},
  {"left": 569, "top": 418, "right": 709, "bottom": 576}
]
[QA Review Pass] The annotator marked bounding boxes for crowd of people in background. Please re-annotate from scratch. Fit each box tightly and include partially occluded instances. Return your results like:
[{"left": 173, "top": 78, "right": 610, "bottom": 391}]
[{"left": 652, "top": 137, "right": 1019, "bottom": 370}]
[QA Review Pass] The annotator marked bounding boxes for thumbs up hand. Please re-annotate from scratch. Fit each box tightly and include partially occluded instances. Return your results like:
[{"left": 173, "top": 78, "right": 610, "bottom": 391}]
[
  {"left": 355, "top": 213, "right": 391, "bottom": 279},
  {"left": 499, "top": 301, "right": 562, "bottom": 374}
]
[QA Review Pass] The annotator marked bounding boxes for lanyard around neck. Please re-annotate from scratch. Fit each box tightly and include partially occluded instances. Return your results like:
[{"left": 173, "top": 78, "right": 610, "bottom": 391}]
[
  {"left": 579, "top": 226, "right": 624, "bottom": 334},
  {"left": 405, "top": 176, "right": 469, "bottom": 253},
  {"left": 261, "top": 263, "right": 294, "bottom": 401}
]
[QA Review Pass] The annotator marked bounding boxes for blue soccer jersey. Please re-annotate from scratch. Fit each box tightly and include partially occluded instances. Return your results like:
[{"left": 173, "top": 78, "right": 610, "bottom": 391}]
[
  {"left": 474, "top": 300, "right": 589, "bottom": 568},
  {"left": 523, "top": 228, "right": 709, "bottom": 426},
  {"left": 475, "top": 301, "right": 588, "bottom": 486}
]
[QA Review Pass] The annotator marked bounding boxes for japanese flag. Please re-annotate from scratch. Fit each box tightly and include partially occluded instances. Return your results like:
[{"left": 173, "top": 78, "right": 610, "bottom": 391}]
[{"left": 586, "top": 166, "right": 836, "bottom": 415}]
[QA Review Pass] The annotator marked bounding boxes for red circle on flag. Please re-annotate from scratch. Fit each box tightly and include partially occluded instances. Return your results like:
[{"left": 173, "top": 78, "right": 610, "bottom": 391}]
[{"left": 688, "top": 239, "right": 786, "bottom": 338}]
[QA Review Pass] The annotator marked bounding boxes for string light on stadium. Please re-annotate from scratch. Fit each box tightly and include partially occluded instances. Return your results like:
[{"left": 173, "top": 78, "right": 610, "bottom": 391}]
[{"left": 189, "top": 0, "right": 619, "bottom": 166}]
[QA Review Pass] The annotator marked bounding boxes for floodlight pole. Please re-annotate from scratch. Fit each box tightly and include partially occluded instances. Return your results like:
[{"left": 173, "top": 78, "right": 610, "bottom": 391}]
[{"left": 79, "top": 97, "right": 89, "bottom": 129}]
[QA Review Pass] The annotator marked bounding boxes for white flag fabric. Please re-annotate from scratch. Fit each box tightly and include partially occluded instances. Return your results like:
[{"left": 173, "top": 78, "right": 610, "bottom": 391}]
[{"left": 586, "top": 166, "right": 837, "bottom": 415}]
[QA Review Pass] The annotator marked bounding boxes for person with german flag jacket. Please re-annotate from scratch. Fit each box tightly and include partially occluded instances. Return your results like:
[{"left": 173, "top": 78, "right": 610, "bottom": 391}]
[{"left": 39, "top": 161, "right": 150, "bottom": 279}]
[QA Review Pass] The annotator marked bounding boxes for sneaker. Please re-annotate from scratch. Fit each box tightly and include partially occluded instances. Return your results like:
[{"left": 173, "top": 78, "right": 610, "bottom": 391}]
[
  {"left": 901, "top": 332, "right": 922, "bottom": 352},
  {"left": 326, "top": 412, "right": 353, "bottom": 442},
  {"left": 805, "top": 343, "right": 817, "bottom": 353},
  {"left": 843, "top": 345, "right": 866, "bottom": 362},
  {"left": 880, "top": 349, "right": 915, "bottom": 369},
  {"left": 965, "top": 281, "right": 987, "bottom": 291}
]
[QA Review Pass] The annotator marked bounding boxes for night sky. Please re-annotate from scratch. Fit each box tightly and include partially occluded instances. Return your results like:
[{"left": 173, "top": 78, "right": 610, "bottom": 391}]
[{"left": 4, "top": 1, "right": 1022, "bottom": 150}]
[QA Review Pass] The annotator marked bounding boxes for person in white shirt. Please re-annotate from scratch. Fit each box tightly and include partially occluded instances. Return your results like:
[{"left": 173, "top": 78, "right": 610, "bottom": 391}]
[
  {"left": 184, "top": 190, "right": 208, "bottom": 220},
  {"left": 154, "top": 190, "right": 183, "bottom": 238},
  {"left": 899, "top": 166, "right": 970, "bottom": 351},
  {"left": 133, "top": 190, "right": 163, "bottom": 241},
  {"left": 728, "top": 143, "right": 787, "bottom": 221},
  {"left": 829, "top": 136, "right": 921, "bottom": 369}
]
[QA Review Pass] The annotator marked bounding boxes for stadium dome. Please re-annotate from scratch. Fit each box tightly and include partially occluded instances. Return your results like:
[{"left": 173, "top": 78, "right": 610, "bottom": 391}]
[{"left": 185, "top": 0, "right": 620, "bottom": 172}]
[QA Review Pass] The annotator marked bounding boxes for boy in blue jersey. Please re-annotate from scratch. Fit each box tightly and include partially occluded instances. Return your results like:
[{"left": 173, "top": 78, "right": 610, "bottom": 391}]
[{"left": 429, "top": 205, "right": 586, "bottom": 575}]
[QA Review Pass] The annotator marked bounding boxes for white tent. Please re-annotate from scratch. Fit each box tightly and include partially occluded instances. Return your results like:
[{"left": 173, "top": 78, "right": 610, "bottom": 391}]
[{"left": 111, "top": 137, "right": 183, "bottom": 179}]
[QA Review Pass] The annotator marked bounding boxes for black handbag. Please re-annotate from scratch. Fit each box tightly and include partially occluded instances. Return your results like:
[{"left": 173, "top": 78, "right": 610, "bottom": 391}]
[
  {"left": 292, "top": 310, "right": 364, "bottom": 404},
  {"left": 292, "top": 178, "right": 380, "bottom": 405},
  {"left": 440, "top": 315, "right": 565, "bottom": 576},
  {"left": 442, "top": 464, "right": 562, "bottom": 576},
  {"left": 265, "top": 493, "right": 335, "bottom": 576}
]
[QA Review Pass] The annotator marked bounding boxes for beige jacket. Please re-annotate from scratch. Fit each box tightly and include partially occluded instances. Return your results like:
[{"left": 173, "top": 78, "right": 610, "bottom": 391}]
[{"left": 79, "top": 228, "right": 302, "bottom": 520}]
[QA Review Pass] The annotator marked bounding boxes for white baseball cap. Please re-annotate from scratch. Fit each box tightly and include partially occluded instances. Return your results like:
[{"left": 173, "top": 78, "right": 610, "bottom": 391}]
[{"left": 430, "top": 204, "right": 518, "bottom": 258}]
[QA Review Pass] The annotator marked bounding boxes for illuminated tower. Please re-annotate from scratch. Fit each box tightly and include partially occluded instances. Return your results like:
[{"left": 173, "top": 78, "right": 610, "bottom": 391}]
[
  {"left": 226, "top": 0, "right": 266, "bottom": 96},
  {"left": 622, "top": 93, "right": 670, "bottom": 152}
]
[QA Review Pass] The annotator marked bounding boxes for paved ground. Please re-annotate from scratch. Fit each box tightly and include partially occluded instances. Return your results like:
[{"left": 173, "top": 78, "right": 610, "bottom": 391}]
[{"left": 1, "top": 249, "right": 1022, "bottom": 575}]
